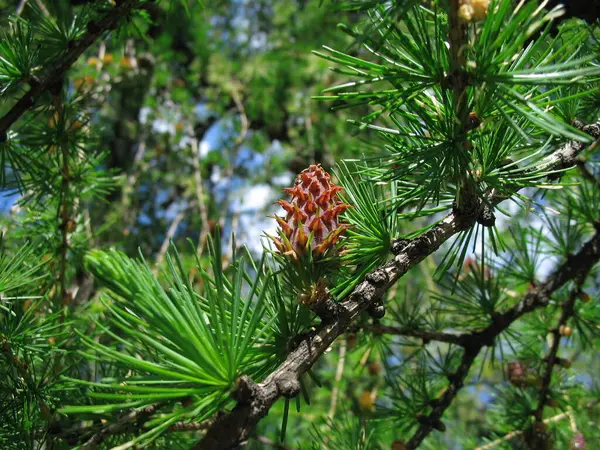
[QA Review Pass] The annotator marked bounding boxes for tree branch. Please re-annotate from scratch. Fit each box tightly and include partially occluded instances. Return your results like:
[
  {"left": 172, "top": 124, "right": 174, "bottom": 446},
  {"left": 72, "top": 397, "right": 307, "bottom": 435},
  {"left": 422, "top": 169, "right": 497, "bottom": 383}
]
[
  {"left": 77, "top": 403, "right": 161, "bottom": 450},
  {"left": 0, "top": 0, "right": 140, "bottom": 137},
  {"left": 193, "top": 121, "right": 600, "bottom": 449},
  {"left": 475, "top": 410, "right": 574, "bottom": 450},
  {"left": 405, "top": 230, "right": 600, "bottom": 449},
  {"left": 368, "top": 323, "right": 467, "bottom": 346},
  {"left": 533, "top": 288, "right": 580, "bottom": 422}
]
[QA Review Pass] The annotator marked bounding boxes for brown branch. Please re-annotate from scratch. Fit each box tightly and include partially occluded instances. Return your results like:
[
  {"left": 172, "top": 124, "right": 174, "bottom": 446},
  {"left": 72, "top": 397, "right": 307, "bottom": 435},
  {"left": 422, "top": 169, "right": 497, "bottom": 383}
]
[
  {"left": 54, "top": 94, "right": 71, "bottom": 310},
  {"left": 405, "top": 230, "right": 600, "bottom": 449},
  {"left": 15, "top": 0, "right": 28, "bottom": 15},
  {"left": 475, "top": 411, "right": 573, "bottom": 450},
  {"left": 193, "top": 122, "right": 600, "bottom": 450},
  {"left": 52, "top": 406, "right": 212, "bottom": 446},
  {"left": 153, "top": 203, "right": 191, "bottom": 274},
  {"left": 523, "top": 277, "right": 589, "bottom": 448},
  {"left": 327, "top": 338, "right": 347, "bottom": 421},
  {"left": 230, "top": 84, "right": 249, "bottom": 146},
  {"left": 169, "top": 419, "right": 213, "bottom": 432},
  {"left": 77, "top": 404, "right": 161, "bottom": 450},
  {"left": 194, "top": 204, "right": 473, "bottom": 450},
  {"left": 192, "top": 139, "right": 211, "bottom": 256},
  {"left": 0, "top": 0, "right": 140, "bottom": 137},
  {"left": 368, "top": 324, "right": 467, "bottom": 346},
  {"left": 447, "top": 0, "right": 477, "bottom": 216},
  {"left": 475, "top": 400, "right": 599, "bottom": 450},
  {"left": 122, "top": 138, "right": 148, "bottom": 232}
]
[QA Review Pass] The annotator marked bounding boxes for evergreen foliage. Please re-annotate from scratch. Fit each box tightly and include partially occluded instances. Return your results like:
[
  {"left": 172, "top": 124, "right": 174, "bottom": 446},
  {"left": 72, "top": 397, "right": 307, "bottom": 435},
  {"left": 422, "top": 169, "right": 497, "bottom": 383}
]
[{"left": 0, "top": 0, "right": 598, "bottom": 449}]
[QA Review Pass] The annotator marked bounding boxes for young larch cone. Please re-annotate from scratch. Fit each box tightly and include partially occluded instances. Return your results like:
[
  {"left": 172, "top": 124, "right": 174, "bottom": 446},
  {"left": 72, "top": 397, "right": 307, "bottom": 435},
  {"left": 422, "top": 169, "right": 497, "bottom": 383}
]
[
  {"left": 570, "top": 433, "right": 586, "bottom": 450},
  {"left": 271, "top": 164, "right": 350, "bottom": 261}
]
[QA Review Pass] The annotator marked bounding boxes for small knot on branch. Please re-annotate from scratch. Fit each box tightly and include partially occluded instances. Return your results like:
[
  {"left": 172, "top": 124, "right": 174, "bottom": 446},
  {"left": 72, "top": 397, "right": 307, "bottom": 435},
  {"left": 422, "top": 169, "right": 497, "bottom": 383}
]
[
  {"left": 476, "top": 205, "right": 496, "bottom": 228},
  {"left": 276, "top": 375, "right": 301, "bottom": 398},
  {"left": 366, "top": 269, "right": 388, "bottom": 286},
  {"left": 307, "top": 295, "right": 345, "bottom": 323},
  {"left": 367, "top": 299, "right": 386, "bottom": 319},
  {"left": 582, "top": 121, "right": 600, "bottom": 139},
  {"left": 416, "top": 414, "right": 446, "bottom": 432}
]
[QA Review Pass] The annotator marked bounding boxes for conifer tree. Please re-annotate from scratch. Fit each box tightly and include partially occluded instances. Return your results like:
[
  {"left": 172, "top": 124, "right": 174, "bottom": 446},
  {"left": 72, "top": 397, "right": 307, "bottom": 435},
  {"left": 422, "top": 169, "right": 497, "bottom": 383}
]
[{"left": 0, "top": 1, "right": 599, "bottom": 449}]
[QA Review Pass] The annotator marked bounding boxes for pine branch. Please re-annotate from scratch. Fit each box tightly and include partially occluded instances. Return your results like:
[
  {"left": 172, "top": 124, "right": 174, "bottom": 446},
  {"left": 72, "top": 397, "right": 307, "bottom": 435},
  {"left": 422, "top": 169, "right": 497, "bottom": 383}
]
[
  {"left": 192, "top": 138, "right": 211, "bottom": 256},
  {"left": 77, "top": 403, "right": 162, "bottom": 449},
  {"left": 53, "top": 412, "right": 213, "bottom": 446},
  {"left": 54, "top": 94, "right": 71, "bottom": 311},
  {"left": 153, "top": 203, "right": 189, "bottom": 274},
  {"left": 169, "top": 420, "right": 213, "bottom": 432},
  {"left": 534, "top": 278, "right": 587, "bottom": 432},
  {"left": 368, "top": 323, "right": 467, "bottom": 346},
  {"left": 326, "top": 338, "right": 347, "bottom": 422},
  {"left": 447, "top": 0, "right": 477, "bottom": 216},
  {"left": 192, "top": 123, "right": 600, "bottom": 449},
  {"left": 475, "top": 410, "right": 575, "bottom": 450},
  {"left": 0, "top": 0, "right": 140, "bottom": 138},
  {"left": 405, "top": 230, "right": 600, "bottom": 449}
]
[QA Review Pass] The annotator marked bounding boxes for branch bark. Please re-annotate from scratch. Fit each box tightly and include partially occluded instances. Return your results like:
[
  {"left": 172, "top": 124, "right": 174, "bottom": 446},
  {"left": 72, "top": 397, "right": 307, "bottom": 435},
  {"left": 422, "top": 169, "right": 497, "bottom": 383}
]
[
  {"left": 368, "top": 323, "right": 467, "bottom": 346},
  {"left": 0, "top": 0, "right": 140, "bottom": 137}
]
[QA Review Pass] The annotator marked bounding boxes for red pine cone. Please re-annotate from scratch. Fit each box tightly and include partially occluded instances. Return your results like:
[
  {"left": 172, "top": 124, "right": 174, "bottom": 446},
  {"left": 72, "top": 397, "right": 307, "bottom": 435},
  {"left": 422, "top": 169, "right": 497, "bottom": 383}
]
[
  {"left": 271, "top": 164, "right": 350, "bottom": 260},
  {"left": 507, "top": 361, "right": 527, "bottom": 386},
  {"left": 570, "top": 433, "right": 586, "bottom": 450}
]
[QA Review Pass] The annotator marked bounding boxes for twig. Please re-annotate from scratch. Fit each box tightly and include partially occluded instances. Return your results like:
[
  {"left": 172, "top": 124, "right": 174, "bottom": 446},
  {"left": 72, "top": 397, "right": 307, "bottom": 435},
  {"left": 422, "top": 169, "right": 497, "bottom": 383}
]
[
  {"left": 447, "top": 0, "right": 475, "bottom": 214},
  {"left": 192, "top": 139, "right": 211, "bottom": 256},
  {"left": 230, "top": 84, "right": 248, "bottom": 146},
  {"left": 78, "top": 404, "right": 161, "bottom": 450},
  {"left": 15, "top": 0, "right": 28, "bottom": 15},
  {"left": 53, "top": 404, "right": 205, "bottom": 445},
  {"left": 405, "top": 233, "right": 600, "bottom": 450},
  {"left": 566, "top": 405, "right": 578, "bottom": 433},
  {"left": 153, "top": 205, "right": 189, "bottom": 274},
  {"left": 168, "top": 420, "right": 213, "bottom": 432},
  {"left": 368, "top": 324, "right": 467, "bottom": 346},
  {"left": 0, "top": 0, "right": 140, "bottom": 137},
  {"left": 55, "top": 93, "right": 71, "bottom": 310},
  {"left": 475, "top": 400, "right": 598, "bottom": 449},
  {"left": 529, "top": 276, "right": 588, "bottom": 447},
  {"left": 475, "top": 411, "right": 573, "bottom": 450},
  {"left": 327, "top": 338, "right": 347, "bottom": 421},
  {"left": 192, "top": 123, "right": 600, "bottom": 450},
  {"left": 122, "top": 138, "right": 148, "bottom": 232}
]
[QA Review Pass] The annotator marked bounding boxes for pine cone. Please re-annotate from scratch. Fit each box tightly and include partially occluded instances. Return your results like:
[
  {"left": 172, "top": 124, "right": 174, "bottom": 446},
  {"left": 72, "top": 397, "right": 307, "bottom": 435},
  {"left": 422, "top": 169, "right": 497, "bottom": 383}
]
[
  {"left": 570, "top": 433, "right": 586, "bottom": 450},
  {"left": 271, "top": 164, "right": 350, "bottom": 261}
]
